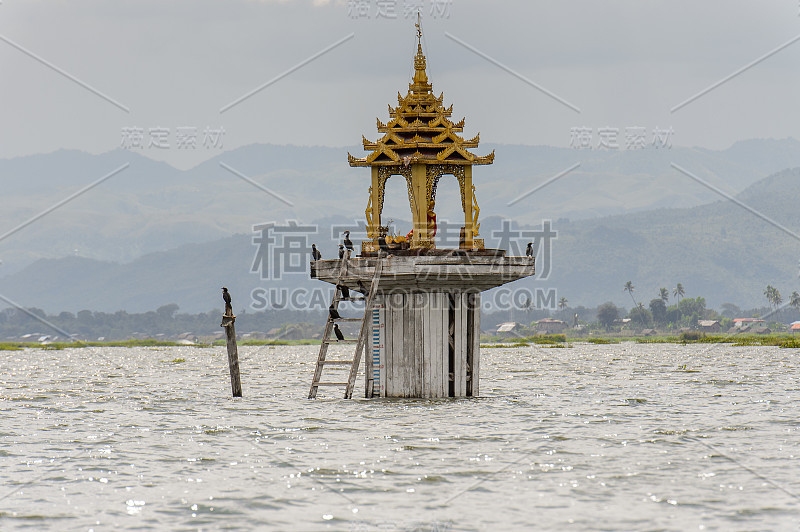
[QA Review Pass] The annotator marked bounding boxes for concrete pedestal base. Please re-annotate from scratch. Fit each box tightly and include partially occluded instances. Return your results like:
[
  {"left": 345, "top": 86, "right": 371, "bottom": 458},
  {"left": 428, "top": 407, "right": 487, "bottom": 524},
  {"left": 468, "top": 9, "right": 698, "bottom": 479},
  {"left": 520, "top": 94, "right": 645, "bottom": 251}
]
[{"left": 311, "top": 253, "right": 533, "bottom": 398}]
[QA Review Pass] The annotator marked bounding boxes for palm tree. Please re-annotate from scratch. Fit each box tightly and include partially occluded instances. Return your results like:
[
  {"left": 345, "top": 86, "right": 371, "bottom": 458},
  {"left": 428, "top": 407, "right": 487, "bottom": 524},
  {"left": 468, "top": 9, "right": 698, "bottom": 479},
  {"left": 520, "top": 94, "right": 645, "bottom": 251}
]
[
  {"left": 774, "top": 289, "right": 783, "bottom": 308},
  {"left": 764, "top": 285, "right": 780, "bottom": 311},
  {"left": 558, "top": 297, "right": 568, "bottom": 311},
  {"left": 791, "top": 291, "right": 800, "bottom": 312},
  {"left": 623, "top": 281, "right": 637, "bottom": 308},
  {"left": 521, "top": 296, "right": 533, "bottom": 313},
  {"left": 659, "top": 287, "right": 669, "bottom": 304},
  {"left": 673, "top": 283, "right": 685, "bottom": 301},
  {"left": 764, "top": 285, "right": 784, "bottom": 320}
]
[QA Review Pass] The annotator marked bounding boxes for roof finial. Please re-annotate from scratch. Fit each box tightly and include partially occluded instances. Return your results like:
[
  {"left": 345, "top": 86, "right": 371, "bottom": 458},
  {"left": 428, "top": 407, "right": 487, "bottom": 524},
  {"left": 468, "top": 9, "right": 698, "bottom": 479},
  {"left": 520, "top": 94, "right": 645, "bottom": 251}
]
[
  {"left": 411, "top": 11, "right": 430, "bottom": 94},
  {"left": 416, "top": 11, "right": 422, "bottom": 46}
]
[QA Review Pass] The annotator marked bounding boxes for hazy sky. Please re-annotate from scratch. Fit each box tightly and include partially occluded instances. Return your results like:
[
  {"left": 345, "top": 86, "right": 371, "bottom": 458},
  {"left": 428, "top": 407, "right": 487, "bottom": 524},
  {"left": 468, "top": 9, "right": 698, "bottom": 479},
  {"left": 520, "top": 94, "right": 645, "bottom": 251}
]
[{"left": 1, "top": 0, "right": 799, "bottom": 169}]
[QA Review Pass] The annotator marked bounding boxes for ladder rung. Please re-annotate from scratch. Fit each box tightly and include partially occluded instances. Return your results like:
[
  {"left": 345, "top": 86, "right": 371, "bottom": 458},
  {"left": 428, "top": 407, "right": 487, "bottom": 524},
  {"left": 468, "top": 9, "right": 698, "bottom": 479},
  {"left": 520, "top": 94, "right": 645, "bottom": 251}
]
[{"left": 310, "top": 255, "right": 383, "bottom": 399}]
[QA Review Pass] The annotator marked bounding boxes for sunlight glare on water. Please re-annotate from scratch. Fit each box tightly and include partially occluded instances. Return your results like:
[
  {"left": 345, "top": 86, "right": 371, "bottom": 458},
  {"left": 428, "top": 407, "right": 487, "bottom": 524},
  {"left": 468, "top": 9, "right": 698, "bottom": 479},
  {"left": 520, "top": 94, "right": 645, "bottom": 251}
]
[{"left": 0, "top": 342, "right": 798, "bottom": 530}]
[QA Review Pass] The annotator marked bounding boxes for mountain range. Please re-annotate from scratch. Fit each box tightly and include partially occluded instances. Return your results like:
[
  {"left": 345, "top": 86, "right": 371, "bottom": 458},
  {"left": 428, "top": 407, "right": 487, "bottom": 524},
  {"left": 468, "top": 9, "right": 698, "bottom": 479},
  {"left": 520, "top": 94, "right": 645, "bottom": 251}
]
[{"left": 0, "top": 140, "right": 799, "bottom": 314}]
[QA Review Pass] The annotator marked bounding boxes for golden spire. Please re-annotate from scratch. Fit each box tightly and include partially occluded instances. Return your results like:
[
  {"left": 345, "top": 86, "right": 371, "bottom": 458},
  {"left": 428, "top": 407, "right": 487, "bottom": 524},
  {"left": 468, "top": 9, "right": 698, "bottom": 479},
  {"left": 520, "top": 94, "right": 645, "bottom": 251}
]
[
  {"left": 348, "top": 10, "right": 495, "bottom": 169},
  {"left": 411, "top": 13, "right": 430, "bottom": 94}
]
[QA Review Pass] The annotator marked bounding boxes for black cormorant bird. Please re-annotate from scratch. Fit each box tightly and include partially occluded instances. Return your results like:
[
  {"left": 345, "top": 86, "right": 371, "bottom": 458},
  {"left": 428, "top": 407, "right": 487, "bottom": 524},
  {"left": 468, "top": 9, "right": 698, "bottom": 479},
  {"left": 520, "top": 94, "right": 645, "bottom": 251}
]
[
  {"left": 312, "top": 244, "right": 322, "bottom": 261},
  {"left": 338, "top": 244, "right": 345, "bottom": 259},
  {"left": 329, "top": 304, "right": 340, "bottom": 320},
  {"left": 338, "top": 284, "right": 350, "bottom": 299},
  {"left": 378, "top": 235, "right": 389, "bottom": 254},
  {"left": 343, "top": 231, "right": 354, "bottom": 251},
  {"left": 221, "top": 287, "right": 233, "bottom": 316},
  {"left": 525, "top": 242, "right": 533, "bottom": 258},
  {"left": 333, "top": 323, "right": 345, "bottom": 341}
]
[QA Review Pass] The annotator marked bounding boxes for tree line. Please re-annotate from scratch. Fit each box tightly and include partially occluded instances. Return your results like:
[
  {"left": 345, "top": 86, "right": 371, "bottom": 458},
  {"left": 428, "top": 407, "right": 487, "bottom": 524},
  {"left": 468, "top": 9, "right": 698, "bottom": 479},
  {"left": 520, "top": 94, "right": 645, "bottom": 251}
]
[
  {"left": 2, "top": 282, "right": 798, "bottom": 341},
  {"left": 0, "top": 305, "right": 325, "bottom": 341}
]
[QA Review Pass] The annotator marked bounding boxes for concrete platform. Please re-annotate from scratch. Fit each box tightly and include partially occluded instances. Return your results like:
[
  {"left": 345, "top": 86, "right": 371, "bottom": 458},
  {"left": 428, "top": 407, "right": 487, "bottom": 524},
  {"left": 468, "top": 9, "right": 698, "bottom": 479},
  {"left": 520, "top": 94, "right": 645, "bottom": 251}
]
[{"left": 310, "top": 254, "right": 535, "bottom": 292}]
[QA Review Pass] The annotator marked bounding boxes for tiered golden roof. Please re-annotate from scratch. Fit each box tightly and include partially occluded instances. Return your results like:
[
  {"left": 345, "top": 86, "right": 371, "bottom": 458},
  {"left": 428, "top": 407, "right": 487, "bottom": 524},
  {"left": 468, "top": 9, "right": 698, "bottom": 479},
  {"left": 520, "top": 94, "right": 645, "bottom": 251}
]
[{"left": 348, "top": 33, "right": 494, "bottom": 168}]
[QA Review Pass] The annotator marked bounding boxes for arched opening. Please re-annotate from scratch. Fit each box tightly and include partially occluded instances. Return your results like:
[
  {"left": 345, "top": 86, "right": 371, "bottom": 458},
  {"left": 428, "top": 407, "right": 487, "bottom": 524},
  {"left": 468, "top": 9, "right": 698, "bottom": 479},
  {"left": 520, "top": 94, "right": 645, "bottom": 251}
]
[
  {"left": 433, "top": 175, "right": 464, "bottom": 249},
  {"left": 381, "top": 175, "right": 413, "bottom": 239}
]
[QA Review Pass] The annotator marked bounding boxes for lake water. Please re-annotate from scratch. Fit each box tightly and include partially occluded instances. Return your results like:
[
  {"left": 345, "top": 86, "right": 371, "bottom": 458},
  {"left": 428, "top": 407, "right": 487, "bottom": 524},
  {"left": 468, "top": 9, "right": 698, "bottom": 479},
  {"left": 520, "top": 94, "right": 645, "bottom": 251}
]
[{"left": 1, "top": 342, "right": 799, "bottom": 531}]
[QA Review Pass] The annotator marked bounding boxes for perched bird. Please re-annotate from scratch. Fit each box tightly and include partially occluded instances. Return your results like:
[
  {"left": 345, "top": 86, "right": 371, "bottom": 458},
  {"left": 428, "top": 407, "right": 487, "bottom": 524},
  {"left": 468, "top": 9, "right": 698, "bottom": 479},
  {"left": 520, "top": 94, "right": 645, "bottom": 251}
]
[
  {"left": 333, "top": 323, "right": 345, "bottom": 341},
  {"left": 221, "top": 287, "right": 233, "bottom": 316},
  {"left": 338, "top": 244, "right": 345, "bottom": 259},
  {"left": 525, "top": 242, "right": 533, "bottom": 258},
  {"left": 338, "top": 284, "right": 350, "bottom": 299},
  {"left": 312, "top": 244, "right": 322, "bottom": 261},
  {"left": 329, "top": 304, "right": 340, "bottom": 320},
  {"left": 378, "top": 235, "right": 389, "bottom": 254},
  {"left": 343, "top": 231, "right": 354, "bottom": 251}
]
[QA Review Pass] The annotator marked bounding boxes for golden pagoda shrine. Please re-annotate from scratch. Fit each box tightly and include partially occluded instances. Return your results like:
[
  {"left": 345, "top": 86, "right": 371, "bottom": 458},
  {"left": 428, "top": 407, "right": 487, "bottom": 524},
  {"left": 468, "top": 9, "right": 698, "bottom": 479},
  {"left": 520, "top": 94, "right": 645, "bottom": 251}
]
[
  {"left": 349, "top": 21, "right": 494, "bottom": 252},
  {"left": 309, "top": 21, "right": 534, "bottom": 399}
]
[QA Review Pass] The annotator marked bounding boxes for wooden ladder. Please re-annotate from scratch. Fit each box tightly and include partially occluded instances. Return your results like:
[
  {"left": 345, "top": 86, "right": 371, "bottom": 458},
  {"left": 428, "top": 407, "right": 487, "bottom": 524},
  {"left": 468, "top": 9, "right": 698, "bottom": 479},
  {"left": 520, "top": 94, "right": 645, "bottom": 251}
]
[{"left": 308, "top": 250, "right": 384, "bottom": 399}]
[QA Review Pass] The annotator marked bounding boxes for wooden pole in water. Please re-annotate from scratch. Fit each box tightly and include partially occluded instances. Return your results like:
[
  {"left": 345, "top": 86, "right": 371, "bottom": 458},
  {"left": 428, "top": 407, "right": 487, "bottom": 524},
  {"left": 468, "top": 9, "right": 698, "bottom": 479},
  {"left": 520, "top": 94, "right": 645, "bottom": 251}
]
[{"left": 220, "top": 312, "right": 242, "bottom": 398}]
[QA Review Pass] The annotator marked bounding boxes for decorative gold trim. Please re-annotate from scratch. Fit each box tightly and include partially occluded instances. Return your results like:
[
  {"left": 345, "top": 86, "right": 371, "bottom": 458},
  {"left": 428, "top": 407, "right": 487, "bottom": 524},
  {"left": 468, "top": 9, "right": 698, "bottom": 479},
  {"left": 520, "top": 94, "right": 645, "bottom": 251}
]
[{"left": 471, "top": 184, "right": 480, "bottom": 237}]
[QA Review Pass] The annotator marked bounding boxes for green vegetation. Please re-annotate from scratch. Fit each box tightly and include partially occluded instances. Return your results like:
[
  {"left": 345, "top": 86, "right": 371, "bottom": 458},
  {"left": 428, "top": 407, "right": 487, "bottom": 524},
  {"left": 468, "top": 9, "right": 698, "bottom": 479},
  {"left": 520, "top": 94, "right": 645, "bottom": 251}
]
[
  {"left": 0, "top": 339, "right": 212, "bottom": 350},
  {"left": 481, "top": 342, "right": 530, "bottom": 348},
  {"left": 524, "top": 334, "right": 566, "bottom": 344},
  {"left": 680, "top": 331, "right": 704, "bottom": 342},
  {"left": 596, "top": 302, "right": 619, "bottom": 330},
  {"left": 687, "top": 335, "right": 800, "bottom": 348},
  {"left": 0, "top": 338, "right": 328, "bottom": 350},
  {"left": 585, "top": 338, "right": 620, "bottom": 344},
  {"left": 0, "top": 344, "right": 23, "bottom": 351},
  {"left": 481, "top": 334, "right": 566, "bottom": 348}
]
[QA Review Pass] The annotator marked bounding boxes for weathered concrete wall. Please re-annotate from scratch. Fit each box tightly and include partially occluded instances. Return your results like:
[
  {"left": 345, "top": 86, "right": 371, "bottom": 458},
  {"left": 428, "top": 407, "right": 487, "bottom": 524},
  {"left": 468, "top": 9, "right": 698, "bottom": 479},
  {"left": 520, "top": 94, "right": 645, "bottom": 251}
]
[{"left": 367, "top": 291, "right": 480, "bottom": 398}]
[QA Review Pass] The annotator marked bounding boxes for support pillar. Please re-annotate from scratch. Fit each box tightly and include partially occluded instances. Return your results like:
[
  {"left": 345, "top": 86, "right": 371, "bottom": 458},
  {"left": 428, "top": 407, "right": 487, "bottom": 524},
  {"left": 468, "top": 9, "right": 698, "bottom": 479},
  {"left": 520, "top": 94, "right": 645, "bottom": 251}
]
[
  {"left": 369, "top": 166, "right": 381, "bottom": 242},
  {"left": 463, "top": 165, "right": 474, "bottom": 249},
  {"left": 410, "top": 163, "right": 428, "bottom": 247}
]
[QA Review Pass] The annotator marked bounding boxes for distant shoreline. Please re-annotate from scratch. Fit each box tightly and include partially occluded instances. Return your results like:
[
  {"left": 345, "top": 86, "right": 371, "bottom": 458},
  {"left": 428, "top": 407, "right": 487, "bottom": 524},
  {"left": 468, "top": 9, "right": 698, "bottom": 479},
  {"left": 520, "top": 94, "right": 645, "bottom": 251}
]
[{"left": 2, "top": 333, "right": 798, "bottom": 351}]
